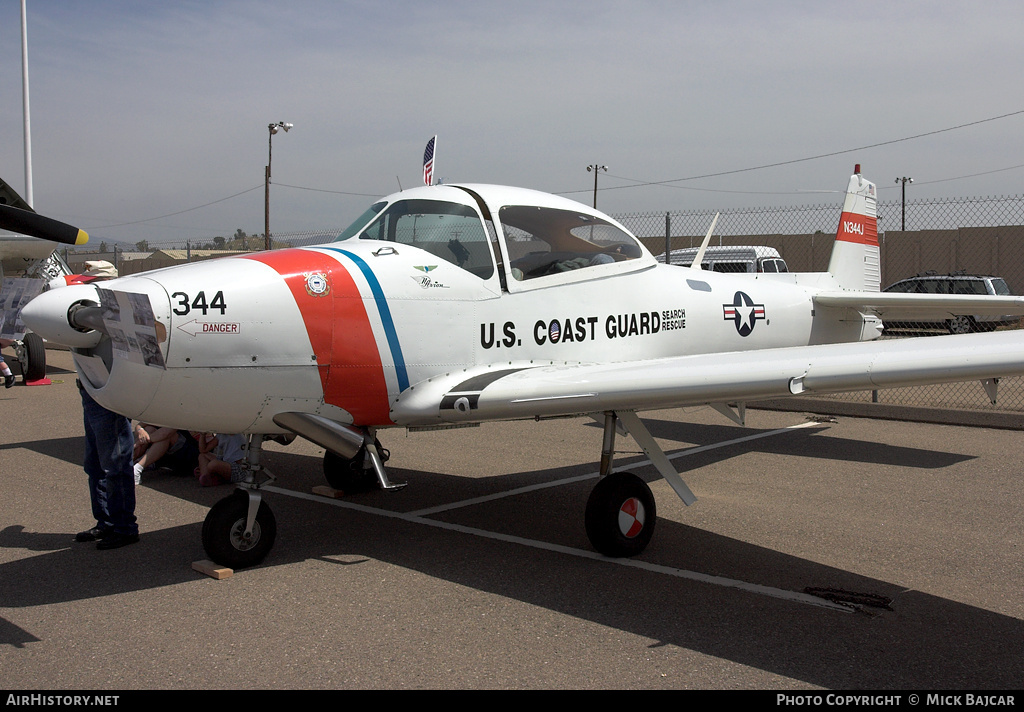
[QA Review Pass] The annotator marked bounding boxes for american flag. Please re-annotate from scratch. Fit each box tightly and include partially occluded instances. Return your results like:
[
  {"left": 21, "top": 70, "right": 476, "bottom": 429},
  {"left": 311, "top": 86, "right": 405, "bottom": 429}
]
[{"left": 423, "top": 135, "right": 436, "bottom": 186}]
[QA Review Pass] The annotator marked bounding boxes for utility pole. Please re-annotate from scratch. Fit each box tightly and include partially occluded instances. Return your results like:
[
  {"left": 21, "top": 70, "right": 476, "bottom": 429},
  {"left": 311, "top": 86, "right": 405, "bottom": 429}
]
[
  {"left": 265, "top": 122, "right": 293, "bottom": 250},
  {"left": 895, "top": 176, "right": 913, "bottom": 231},
  {"left": 586, "top": 164, "right": 607, "bottom": 208}
]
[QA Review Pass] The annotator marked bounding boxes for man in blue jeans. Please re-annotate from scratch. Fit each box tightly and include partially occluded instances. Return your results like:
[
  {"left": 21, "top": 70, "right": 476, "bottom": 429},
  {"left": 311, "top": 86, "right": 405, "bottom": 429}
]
[{"left": 74, "top": 381, "right": 139, "bottom": 549}]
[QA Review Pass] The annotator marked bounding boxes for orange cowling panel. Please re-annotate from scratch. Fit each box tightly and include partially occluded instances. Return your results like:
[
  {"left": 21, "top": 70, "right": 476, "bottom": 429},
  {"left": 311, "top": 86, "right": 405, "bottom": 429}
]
[{"left": 245, "top": 250, "right": 393, "bottom": 426}]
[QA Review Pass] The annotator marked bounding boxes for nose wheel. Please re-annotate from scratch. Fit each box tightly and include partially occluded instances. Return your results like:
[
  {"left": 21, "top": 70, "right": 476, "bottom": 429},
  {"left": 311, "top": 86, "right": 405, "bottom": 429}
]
[{"left": 202, "top": 489, "right": 277, "bottom": 569}]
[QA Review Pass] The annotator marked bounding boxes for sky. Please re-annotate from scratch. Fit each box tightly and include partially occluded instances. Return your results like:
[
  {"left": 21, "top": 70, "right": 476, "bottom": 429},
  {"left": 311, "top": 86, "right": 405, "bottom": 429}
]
[{"left": 3, "top": 0, "right": 1024, "bottom": 246}]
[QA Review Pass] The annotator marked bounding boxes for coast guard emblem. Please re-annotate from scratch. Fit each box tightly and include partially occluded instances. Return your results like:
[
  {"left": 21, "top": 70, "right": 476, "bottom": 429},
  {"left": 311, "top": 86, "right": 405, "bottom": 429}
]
[{"left": 304, "top": 272, "right": 330, "bottom": 297}]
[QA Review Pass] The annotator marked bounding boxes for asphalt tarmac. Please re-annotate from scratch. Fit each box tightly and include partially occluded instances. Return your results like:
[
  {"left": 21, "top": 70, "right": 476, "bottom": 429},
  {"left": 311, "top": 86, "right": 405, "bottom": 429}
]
[{"left": 1, "top": 349, "right": 1022, "bottom": 690}]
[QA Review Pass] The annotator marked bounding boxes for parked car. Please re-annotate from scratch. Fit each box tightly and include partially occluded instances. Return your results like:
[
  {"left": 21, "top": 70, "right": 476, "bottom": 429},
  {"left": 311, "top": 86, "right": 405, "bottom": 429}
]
[
  {"left": 656, "top": 245, "right": 789, "bottom": 273},
  {"left": 881, "top": 271, "right": 1017, "bottom": 334}
]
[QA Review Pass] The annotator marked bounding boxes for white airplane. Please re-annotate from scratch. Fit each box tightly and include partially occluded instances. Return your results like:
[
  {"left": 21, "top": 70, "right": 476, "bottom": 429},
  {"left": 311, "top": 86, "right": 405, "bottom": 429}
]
[
  {"left": 0, "top": 176, "right": 68, "bottom": 280},
  {"left": 9, "top": 166, "right": 1024, "bottom": 569},
  {"left": 0, "top": 177, "right": 82, "bottom": 382},
  {"left": 0, "top": 233, "right": 58, "bottom": 278}
]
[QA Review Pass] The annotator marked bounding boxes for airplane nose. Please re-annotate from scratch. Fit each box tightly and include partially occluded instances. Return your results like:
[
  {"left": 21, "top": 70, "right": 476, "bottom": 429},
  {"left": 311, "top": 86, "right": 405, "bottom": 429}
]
[
  {"left": 21, "top": 284, "right": 106, "bottom": 349},
  {"left": 22, "top": 276, "right": 173, "bottom": 418}
]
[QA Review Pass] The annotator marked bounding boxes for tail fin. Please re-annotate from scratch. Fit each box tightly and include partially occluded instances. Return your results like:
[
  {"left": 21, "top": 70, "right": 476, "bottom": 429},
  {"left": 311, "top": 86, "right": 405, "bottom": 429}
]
[{"left": 827, "top": 165, "right": 879, "bottom": 291}]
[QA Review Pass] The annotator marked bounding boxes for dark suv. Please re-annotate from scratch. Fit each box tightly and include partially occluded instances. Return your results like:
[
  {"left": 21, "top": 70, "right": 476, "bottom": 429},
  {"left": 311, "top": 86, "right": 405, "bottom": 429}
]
[{"left": 882, "top": 272, "right": 1017, "bottom": 334}]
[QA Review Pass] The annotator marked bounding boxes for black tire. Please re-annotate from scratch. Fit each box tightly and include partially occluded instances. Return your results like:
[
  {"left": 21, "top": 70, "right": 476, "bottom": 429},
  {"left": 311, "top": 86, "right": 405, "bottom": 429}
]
[
  {"left": 201, "top": 490, "right": 276, "bottom": 569},
  {"left": 947, "top": 315, "right": 976, "bottom": 334},
  {"left": 20, "top": 332, "right": 46, "bottom": 382},
  {"left": 323, "top": 439, "right": 385, "bottom": 493},
  {"left": 585, "top": 471, "right": 656, "bottom": 557}
]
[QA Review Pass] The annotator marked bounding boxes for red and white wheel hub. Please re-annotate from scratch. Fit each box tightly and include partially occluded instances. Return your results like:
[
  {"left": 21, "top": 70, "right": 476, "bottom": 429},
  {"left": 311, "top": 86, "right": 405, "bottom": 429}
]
[{"left": 617, "top": 497, "right": 645, "bottom": 538}]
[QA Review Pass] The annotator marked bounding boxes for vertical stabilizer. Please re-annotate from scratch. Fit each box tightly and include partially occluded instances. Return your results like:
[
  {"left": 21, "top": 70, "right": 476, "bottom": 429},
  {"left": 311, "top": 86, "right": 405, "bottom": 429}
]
[{"left": 827, "top": 165, "right": 879, "bottom": 291}]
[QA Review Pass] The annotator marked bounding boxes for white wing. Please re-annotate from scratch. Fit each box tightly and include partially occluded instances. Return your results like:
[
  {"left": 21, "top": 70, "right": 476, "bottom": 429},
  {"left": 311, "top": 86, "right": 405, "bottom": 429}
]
[{"left": 391, "top": 330, "right": 1024, "bottom": 426}]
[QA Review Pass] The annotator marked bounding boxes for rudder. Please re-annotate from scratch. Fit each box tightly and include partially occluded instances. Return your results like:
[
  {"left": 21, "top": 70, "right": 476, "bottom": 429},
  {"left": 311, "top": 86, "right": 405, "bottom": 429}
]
[{"left": 827, "top": 165, "right": 879, "bottom": 291}]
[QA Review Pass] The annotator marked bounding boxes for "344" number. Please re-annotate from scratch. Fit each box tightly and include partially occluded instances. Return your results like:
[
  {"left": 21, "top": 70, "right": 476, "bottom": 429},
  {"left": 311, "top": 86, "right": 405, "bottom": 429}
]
[{"left": 171, "top": 290, "right": 227, "bottom": 316}]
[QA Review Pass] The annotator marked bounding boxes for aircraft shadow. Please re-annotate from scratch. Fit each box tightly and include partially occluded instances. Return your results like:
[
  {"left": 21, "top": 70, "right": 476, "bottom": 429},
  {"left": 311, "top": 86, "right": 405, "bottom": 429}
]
[
  {"left": 0, "top": 436, "right": 83, "bottom": 467},
  {"left": 0, "top": 614, "right": 40, "bottom": 649},
  {"left": 0, "top": 420, "right": 1015, "bottom": 688},
  {"left": 585, "top": 416, "right": 974, "bottom": 469}
]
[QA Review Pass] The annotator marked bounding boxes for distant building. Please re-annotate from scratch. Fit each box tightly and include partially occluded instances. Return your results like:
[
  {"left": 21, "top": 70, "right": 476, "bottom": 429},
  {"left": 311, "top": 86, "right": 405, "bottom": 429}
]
[
  {"left": 66, "top": 249, "right": 247, "bottom": 276},
  {"left": 123, "top": 249, "right": 247, "bottom": 275}
]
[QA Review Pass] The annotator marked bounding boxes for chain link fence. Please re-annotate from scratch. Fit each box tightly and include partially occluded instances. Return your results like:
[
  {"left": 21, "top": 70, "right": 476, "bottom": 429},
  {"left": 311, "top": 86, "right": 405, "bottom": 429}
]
[
  {"left": 620, "top": 194, "right": 1024, "bottom": 418},
  {"left": 63, "top": 193, "right": 1024, "bottom": 418}
]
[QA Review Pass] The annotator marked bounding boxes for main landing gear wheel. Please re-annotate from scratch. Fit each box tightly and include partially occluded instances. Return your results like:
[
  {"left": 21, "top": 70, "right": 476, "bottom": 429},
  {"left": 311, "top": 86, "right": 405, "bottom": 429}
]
[
  {"left": 585, "top": 471, "right": 656, "bottom": 557},
  {"left": 202, "top": 490, "right": 277, "bottom": 569},
  {"left": 19, "top": 332, "right": 46, "bottom": 382},
  {"left": 323, "top": 439, "right": 387, "bottom": 493}
]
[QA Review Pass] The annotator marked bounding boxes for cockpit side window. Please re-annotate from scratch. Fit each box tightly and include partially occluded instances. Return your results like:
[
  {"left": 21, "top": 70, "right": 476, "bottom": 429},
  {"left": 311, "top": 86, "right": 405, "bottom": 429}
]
[
  {"left": 347, "top": 199, "right": 494, "bottom": 279},
  {"left": 498, "top": 205, "right": 643, "bottom": 281}
]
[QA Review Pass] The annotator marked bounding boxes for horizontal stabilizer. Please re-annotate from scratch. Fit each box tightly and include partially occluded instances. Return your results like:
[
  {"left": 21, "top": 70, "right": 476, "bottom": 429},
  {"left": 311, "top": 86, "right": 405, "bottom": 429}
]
[{"left": 814, "top": 291, "right": 1024, "bottom": 320}]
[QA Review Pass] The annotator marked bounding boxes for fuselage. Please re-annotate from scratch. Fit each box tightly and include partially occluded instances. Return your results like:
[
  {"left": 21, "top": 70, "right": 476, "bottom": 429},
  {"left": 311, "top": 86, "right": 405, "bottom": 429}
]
[{"left": 23, "top": 183, "right": 879, "bottom": 434}]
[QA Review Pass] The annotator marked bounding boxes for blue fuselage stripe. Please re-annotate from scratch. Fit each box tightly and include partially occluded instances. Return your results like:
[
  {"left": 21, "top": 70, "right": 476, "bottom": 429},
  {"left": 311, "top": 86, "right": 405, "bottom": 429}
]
[{"left": 323, "top": 247, "right": 410, "bottom": 391}]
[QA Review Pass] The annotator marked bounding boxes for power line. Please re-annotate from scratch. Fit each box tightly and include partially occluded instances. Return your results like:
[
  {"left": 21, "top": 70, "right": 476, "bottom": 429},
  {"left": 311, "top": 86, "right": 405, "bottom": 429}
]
[
  {"left": 603, "top": 162, "right": 1024, "bottom": 198},
  {"left": 561, "top": 109, "right": 1024, "bottom": 196},
  {"left": 604, "top": 177, "right": 809, "bottom": 196},
  {"left": 85, "top": 185, "right": 264, "bottom": 229},
  {"left": 275, "top": 182, "right": 382, "bottom": 198},
  {"left": 82, "top": 180, "right": 383, "bottom": 232},
  {"left": 901, "top": 162, "right": 1024, "bottom": 188},
  {"left": 76, "top": 109, "right": 1024, "bottom": 229}
]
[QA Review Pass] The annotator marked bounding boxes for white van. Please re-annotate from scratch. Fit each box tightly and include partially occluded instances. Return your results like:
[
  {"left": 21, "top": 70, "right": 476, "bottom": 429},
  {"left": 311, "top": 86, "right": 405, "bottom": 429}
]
[{"left": 655, "top": 245, "right": 789, "bottom": 274}]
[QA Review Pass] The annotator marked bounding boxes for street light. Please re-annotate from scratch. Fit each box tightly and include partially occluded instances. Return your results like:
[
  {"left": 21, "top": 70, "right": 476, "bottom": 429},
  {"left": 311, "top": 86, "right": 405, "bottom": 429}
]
[
  {"left": 586, "top": 164, "right": 607, "bottom": 208},
  {"left": 895, "top": 176, "right": 913, "bottom": 231},
  {"left": 265, "top": 121, "right": 293, "bottom": 250}
]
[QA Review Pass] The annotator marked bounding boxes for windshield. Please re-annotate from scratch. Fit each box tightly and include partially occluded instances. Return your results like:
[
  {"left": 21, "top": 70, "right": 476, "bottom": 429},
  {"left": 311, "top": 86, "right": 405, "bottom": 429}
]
[
  {"left": 345, "top": 198, "right": 494, "bottom": 278},
  {"left": 498, "top": 205, "right": 642, "bottom": 281},
  {"left": 335, "top": 202, "right": 386, "bottom": 241}
]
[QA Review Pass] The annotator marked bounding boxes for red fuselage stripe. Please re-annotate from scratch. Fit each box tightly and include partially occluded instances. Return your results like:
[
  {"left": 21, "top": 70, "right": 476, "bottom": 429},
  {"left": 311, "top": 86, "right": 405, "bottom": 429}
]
[{"left": 245, "top": 250, "right": 393, "bottom": 425}]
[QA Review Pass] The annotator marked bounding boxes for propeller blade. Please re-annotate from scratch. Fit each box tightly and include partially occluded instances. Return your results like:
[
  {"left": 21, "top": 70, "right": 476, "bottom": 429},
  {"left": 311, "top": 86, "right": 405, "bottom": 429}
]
[{"left": 0, "top": 204, "right": 89, "bottom": 246}]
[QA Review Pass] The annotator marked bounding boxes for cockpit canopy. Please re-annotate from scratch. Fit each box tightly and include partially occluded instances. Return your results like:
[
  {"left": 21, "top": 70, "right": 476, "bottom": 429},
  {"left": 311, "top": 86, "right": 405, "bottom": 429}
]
[
  {"left": 334, "top": 184, "right": 651, "bottom": 289},
  {"left": 498, "top": 205, "right": 642, "bottom": 281}
]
